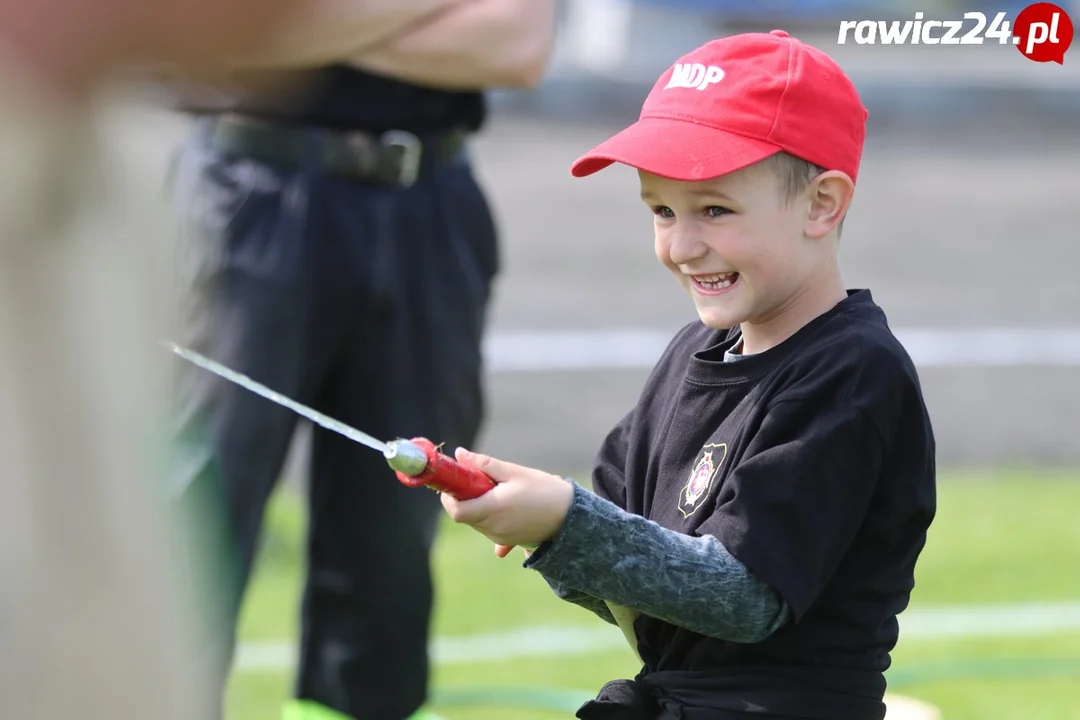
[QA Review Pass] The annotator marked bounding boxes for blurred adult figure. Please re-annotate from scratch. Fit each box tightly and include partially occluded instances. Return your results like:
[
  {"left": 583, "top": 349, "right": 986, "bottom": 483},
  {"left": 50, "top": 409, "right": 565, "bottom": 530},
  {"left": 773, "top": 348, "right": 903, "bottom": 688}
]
[{"left": 167, "top": 2, "right": 558, "bottom": 719}]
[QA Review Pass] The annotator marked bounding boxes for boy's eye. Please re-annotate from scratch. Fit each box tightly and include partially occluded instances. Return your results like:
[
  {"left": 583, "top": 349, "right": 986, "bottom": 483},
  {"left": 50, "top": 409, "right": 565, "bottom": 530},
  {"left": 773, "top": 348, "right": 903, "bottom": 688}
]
[
  {"left": 652, "top": 206, "right": 675, "bottom": 219},
  {"left": 705, "top": 206, "right": 732, "bottom": 217}
]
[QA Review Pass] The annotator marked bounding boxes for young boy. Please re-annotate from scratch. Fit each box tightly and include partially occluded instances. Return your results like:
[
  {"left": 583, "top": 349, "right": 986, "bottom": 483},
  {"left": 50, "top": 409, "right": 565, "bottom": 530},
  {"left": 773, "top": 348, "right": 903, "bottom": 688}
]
[{"left": 440, "top": 30, "right": 937, "bottom": 720}]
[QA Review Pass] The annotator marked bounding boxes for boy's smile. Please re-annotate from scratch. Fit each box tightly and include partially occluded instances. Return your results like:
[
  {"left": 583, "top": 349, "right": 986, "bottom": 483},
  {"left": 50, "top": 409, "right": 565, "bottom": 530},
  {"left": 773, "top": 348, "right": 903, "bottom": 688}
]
[{"left": 688, "top": 272, "right": 739, "bottom": 294}]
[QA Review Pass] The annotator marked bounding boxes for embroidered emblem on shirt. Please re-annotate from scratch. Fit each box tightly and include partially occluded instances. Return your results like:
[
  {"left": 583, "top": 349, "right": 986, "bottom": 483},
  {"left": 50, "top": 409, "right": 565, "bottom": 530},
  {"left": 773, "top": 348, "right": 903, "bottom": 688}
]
[{"left": 679, "top": 442, "right": 727, "bottom": 518}]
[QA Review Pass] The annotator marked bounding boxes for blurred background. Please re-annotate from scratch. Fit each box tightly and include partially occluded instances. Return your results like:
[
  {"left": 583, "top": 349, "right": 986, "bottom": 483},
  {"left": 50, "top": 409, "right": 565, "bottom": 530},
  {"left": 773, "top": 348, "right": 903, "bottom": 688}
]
[{"left": 106, "top": 0, "right": 1079, "bottom": 718}]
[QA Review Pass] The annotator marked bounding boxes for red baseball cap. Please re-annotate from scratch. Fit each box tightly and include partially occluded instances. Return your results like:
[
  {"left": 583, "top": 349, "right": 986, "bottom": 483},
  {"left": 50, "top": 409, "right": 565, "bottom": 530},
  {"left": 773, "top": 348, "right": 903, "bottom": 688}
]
[{"left": 570, "top": 30, "right": 868, "bottom": 184}]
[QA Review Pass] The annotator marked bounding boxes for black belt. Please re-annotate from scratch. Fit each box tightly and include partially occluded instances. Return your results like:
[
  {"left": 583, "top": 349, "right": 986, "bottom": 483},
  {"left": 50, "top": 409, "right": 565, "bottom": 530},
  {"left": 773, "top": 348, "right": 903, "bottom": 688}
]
[{"left": 200, "top": 114, "right": 467, "bottom": 187}]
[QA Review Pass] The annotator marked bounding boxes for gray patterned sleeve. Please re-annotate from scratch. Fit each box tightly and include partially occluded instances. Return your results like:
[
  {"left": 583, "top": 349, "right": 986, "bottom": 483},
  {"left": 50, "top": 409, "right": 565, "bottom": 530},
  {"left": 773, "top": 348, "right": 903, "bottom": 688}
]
[{"left": 525, "top": 482, "right": 792, "bottom": 643}]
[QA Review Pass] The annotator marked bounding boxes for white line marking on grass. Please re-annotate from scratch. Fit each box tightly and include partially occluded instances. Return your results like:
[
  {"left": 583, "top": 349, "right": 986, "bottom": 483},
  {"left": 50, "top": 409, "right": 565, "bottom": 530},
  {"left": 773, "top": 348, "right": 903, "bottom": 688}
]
[
  {"left": 483, "top": 328, "right": 1080, "bottom": 372},
  {"left": 434, "top": 625, "right": 627, "bottom": 663},
  {"left": 233, "top": 600, "right": 1080, "bottom": 673},
  {"left": 898, "top": 600, "right": 1080, "bottom": 639},
  {"left": 234, "top": 625, "right": 627, "bottom": 673}
]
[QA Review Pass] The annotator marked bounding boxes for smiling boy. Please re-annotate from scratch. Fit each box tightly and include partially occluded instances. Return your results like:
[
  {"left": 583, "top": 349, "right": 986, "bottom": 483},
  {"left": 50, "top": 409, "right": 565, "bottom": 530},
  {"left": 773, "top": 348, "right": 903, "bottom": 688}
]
[{"left": 440, "top": 30, "right": 937, "bottom": 719}]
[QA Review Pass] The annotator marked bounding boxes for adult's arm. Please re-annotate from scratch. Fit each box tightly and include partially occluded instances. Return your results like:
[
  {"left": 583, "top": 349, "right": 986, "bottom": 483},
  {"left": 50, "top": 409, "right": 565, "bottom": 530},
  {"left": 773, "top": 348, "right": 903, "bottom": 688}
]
[
  {"left": 349, "top": 0, "right": 558, "bottom": 89},
  {"left": 228, "top": 0, "right": 468, "bottom": 69}
]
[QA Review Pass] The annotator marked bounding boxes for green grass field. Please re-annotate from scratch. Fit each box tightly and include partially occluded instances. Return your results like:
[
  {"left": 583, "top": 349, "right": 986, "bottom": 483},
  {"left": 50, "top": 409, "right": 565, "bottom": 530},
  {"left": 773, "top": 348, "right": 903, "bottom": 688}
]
[{"left": 227, "top": 470, "right": 1080, "bottom": 719}]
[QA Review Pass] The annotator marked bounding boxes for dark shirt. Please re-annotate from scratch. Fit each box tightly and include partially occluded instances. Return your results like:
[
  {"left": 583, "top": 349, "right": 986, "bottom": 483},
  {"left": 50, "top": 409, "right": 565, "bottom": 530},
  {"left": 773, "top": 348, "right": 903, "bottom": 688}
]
[
  {"left": 173, "top": 65, "right": 486, "bottom": 134},
  {"left": 527, "top": 289, "right": 938, "bottom": 719}
]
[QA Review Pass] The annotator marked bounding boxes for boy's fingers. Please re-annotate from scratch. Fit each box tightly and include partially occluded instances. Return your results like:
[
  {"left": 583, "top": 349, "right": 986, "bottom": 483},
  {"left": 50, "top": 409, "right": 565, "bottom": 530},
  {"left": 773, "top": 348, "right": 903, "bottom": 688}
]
[
  {"left": 439, "top": 490, "right": 458, "bottom": 516},
  {"left": 454, "top": 447, "right": 519, "bottom": 483},
  {"left": 440, "top": 486, "right": 495, "bottom": 526}
]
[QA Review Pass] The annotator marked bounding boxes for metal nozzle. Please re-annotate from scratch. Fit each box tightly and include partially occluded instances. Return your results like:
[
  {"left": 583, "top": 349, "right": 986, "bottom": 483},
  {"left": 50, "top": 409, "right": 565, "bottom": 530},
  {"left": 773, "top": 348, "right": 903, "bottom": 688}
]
[{"left": 383, "top": 439, "right": 429, "bottom": 477}]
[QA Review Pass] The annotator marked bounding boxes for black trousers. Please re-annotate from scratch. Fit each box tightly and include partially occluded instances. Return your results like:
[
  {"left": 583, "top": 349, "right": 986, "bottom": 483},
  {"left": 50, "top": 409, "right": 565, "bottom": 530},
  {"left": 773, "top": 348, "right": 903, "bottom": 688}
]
[{"left": 168, "top": 117, "right": 498, "bottom": 720}]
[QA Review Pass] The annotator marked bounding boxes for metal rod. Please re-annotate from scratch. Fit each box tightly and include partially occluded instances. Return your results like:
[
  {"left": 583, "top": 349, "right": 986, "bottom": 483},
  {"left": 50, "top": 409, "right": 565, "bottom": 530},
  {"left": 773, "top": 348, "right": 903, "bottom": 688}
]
[{"left": 164, "top": 341, "right": 392, "bottom": 455}]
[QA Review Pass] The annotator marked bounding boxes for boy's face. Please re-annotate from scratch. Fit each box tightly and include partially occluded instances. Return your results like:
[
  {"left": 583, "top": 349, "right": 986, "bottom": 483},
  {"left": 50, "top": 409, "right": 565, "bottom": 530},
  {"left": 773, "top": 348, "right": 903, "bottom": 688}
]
[{"left": 639, "top": 159, "right": 844, "bottom": 333}]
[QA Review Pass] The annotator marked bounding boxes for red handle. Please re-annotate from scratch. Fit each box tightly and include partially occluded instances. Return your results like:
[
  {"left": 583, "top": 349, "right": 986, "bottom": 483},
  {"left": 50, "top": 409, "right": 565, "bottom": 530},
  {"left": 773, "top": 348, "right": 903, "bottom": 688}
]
[{"left": 393, "top": 437, "right": 496, "bottom": 500}]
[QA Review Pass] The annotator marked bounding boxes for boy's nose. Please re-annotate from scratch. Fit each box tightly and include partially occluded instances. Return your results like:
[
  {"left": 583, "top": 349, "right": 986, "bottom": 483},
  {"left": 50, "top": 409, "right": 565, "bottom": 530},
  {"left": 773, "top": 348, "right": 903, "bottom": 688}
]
[{"left": 663, "top": 228, "right": 710, "bottom": 266}]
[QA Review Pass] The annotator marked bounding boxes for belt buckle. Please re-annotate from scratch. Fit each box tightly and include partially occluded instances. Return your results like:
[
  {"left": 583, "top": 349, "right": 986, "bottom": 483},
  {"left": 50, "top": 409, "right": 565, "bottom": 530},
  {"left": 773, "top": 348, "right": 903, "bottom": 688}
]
[{"left": 381, "top": 130, "right": 422, "bottom": 187}]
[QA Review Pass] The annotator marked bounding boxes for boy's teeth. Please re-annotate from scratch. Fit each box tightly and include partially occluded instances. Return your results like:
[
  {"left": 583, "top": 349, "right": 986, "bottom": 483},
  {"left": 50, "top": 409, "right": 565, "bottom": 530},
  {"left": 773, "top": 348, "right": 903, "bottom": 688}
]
[{"left": 695, "top": 272, "right": 736, "bottom": 289}]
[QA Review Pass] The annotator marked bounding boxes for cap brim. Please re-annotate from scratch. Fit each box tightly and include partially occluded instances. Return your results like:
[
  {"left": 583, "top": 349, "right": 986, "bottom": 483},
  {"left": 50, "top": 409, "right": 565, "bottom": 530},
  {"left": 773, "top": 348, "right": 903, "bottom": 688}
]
[{"left": 570, "top": 117, "right": 783, "bottom": 181}]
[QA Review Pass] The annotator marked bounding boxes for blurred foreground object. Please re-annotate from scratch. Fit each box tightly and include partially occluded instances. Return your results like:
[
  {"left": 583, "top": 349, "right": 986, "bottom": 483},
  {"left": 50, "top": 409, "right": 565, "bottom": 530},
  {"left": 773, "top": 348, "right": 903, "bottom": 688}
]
[{"left": 0, "top": 0, "right": 303, "bottom": 718}]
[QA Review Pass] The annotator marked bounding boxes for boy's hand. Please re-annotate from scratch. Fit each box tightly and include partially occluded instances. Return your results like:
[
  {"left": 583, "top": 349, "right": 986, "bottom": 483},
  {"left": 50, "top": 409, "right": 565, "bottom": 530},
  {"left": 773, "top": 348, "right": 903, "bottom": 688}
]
[{"left": 440, "top": 448, "right": 574, "bottom": 558}]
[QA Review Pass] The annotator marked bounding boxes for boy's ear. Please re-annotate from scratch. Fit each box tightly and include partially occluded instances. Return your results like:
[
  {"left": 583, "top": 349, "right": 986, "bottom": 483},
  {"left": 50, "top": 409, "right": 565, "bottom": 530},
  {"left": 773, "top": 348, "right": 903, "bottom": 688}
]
[{"left": 804, "top": 170, "right": 855, "bottom": 239}]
